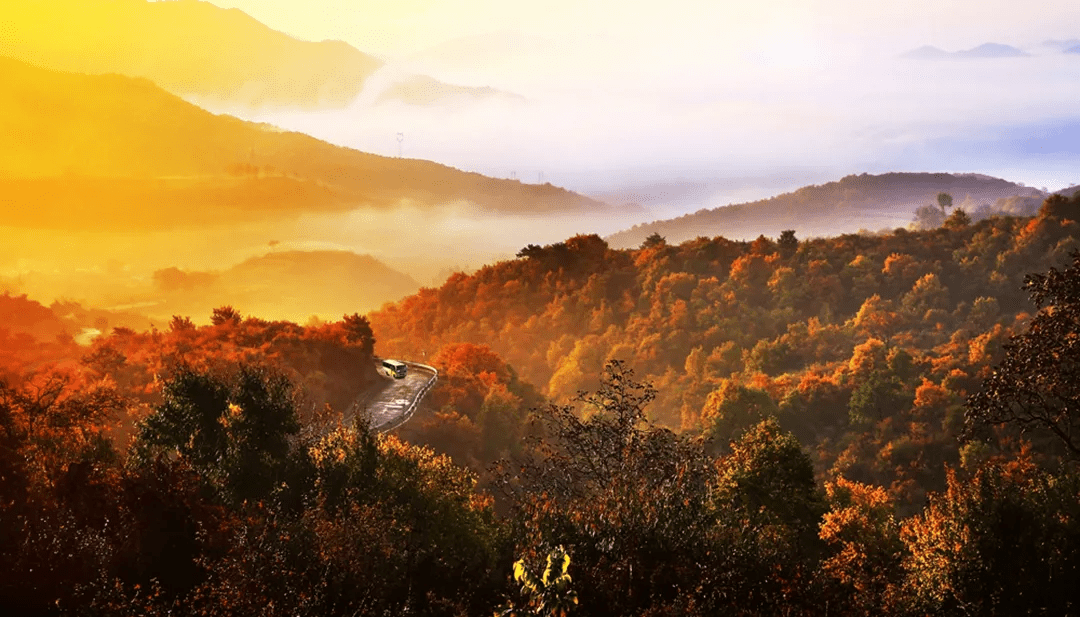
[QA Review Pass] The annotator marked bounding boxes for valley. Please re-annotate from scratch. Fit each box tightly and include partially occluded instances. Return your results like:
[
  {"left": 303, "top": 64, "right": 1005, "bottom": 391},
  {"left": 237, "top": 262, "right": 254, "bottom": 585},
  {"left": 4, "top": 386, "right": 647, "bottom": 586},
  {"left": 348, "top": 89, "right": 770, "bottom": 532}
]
[{"left": 3, "top": 1, "right": 1080, "bottom": 615}]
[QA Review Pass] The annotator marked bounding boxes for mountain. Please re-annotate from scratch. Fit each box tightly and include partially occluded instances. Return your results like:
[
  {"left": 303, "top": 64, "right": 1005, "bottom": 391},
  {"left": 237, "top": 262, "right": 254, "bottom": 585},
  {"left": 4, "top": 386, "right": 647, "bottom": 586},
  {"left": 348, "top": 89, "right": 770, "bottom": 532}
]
[
  {"left": 1066, "top": 45, "right": 1080, "bottom": 55},
  {"left": 3, "top": 0, "right": 382, "bottom": 109},
  {"left": 149, "top": 250, "right": 421, "bottom": 322},
  {"left": 1043, "top": 38, "right": 1080, "bottom": 48},
  {"left": 371, "top": 191, "right": 1080, "bottom": 423},
  {"left": 0, "top": 57, "right": 609, "bottom": 230},
  {"left": 3, "top": 0, "right": 499, "bottom": 111},
  {"left": 374, "top": 75, "right": 524, "bottom": 106},
  {"left": 901, "top": 43, "right": 1028, "bottom": 59},
  {"left": 1040, "top": 38, "right": 1080, "bottom": 52},
  {"left": 604, "top": 172, "right": 1044, "bottom": 249},
  {"left": 900, "top": 45, "right": 949, "bottom": 59},
  {"left": 954, "top": 43, "right": 1028, "bottom": 58}
]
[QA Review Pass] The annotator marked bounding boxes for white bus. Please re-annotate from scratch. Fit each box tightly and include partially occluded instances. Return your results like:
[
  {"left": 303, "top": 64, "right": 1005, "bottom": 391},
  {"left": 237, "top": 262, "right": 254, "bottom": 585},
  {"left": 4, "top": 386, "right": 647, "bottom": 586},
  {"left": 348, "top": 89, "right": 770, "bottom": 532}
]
[{"left": 382, "top": 359, "right": 407, "bottom": 379}]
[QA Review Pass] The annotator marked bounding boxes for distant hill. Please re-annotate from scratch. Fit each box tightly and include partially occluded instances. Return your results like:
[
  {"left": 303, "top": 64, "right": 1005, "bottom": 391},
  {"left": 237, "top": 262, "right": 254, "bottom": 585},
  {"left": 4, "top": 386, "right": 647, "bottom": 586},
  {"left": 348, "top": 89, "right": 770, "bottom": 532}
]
[
  {"left": 149, "top": 250, "right": 421, "bottom": 322},
  {"left": 374, "top": 75, "right": 524, "bottom": 106},
  {"left": 605, "top": 172, "right": 1045, "bottom": 248},
  {"left": 3, "top": 0, "right": 382, "bottom": 109},
  {"left": 1041, "top": 38, "right": 1080, "bottom": 51},
  {"left": 900, "top": 45, "right": 949, "bottom": 59},
  {"left": 0, "top": 293, "right": 70, "bottom": 341},
  {"left": 3, "top": 0, "right": 495, "bottom": 110},
  {"left": 0, "top": 292, "right": 161, "bottom": 345},
  {"left": 0, "top": 57, "right": 609, "bottom": 230},
  {"left": 955, "top": 43, "right": 1028, "bottom": 58},
  {"left": 1067, "top": 45, "right": 1080, "bottom": 55},
  {"left": 901, "top": 43, "right": 1028, "bottom": 59},
  {"left": 227, "top": 250, "right": 420, "bottom": 302}
]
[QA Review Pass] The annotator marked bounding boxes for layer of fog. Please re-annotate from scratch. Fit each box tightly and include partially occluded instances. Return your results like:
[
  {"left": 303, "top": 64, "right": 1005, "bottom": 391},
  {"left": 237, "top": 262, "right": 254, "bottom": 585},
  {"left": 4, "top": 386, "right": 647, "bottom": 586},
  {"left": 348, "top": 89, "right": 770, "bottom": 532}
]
[
  {"left": 200, "top": 34, "right": 1080, "bottom": 225},
  {"left": 0, "top": 201, "right": 639, "bottom": 322}
]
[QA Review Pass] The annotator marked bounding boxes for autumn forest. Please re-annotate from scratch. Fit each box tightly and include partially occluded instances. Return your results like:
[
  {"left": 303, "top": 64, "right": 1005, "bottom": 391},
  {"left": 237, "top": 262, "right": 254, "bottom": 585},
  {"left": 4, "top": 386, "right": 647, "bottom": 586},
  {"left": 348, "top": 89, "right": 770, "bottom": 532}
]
[
  {"left": 1, "top": 189, "right": 1079, "bottom": 615},
  {"left": 6, "top": 0, "right": 1080, "bottom": 615}
]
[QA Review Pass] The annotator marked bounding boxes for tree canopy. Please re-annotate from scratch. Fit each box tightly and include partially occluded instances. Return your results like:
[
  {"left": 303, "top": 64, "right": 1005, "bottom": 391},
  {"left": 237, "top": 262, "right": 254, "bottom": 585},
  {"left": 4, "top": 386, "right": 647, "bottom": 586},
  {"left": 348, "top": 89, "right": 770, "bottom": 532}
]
[{"left": 967, "top": 249, "right": 1080, "bottom": 458}]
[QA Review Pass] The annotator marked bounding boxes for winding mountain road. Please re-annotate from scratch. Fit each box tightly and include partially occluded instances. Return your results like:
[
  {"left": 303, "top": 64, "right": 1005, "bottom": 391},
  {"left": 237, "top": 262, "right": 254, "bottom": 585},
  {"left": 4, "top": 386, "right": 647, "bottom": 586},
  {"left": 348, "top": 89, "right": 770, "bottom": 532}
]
[{"left": 346, "top": 360, "right": 438, "bottom": 432}]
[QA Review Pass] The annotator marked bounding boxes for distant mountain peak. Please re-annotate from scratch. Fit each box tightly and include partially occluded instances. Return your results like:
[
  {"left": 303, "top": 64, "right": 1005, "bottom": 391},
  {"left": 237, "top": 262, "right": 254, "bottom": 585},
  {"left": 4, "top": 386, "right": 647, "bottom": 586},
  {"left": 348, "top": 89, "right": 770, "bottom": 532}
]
[
  {"left": 901, "top": 42, "right": 1028, "bottom": 60},
  {"left": 955, "top": 43, "right": 1028, "bottom": 58},
  {"left": 372, "top": 74, "right": 525, "bottom": 107},
  {"left": 1041, "top": 38, "right": 1080, "bottom": 50},
  {"left": 900, "top": 45, "right": 948, "bottom": 59}
]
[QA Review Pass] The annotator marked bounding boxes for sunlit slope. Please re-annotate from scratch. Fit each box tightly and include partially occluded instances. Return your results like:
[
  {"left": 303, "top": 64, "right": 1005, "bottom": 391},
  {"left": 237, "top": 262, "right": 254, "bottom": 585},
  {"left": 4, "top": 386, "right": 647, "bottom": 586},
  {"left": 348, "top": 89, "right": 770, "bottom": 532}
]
[
  {"left": 149, "top": 250, "right": 422, "bottom": 323},
  {"left": 0, "top": 57, "right": 605, "bottom": 230},
  {"left": 2, "top": 0, "right": 381, "bottom": 108},
  {"left": 606, "top": 172, "right": 1046, "bottom": 247}
]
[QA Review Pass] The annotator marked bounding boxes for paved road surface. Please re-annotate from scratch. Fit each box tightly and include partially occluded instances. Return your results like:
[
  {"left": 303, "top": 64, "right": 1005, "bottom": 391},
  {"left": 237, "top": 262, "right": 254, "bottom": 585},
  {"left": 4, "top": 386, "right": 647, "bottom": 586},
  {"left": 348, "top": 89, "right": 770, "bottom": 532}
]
[{"left": 346, "top": 361, "right": 438, "bottom": 432}]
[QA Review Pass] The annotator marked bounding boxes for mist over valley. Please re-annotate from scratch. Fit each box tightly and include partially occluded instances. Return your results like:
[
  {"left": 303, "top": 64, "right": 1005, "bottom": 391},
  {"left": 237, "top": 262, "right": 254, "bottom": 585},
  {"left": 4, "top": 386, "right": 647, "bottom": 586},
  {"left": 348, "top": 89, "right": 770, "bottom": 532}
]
[{"left": 5, "top": 4, "right": 1080, "bottom": 614}]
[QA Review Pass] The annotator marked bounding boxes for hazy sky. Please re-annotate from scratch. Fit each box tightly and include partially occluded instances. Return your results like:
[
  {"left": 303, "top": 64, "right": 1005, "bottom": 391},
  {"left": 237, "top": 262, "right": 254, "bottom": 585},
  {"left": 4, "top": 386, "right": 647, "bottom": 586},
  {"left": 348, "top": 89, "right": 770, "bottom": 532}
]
[
  {"left": 6, "top": 0, "right": 1080, "bottom": 309},
  {"left": 195, "top": 0, "right": 1080, "bottom": 204},
  {"left": 203, "top": 0, "right": 1080, "bottom": 59}
]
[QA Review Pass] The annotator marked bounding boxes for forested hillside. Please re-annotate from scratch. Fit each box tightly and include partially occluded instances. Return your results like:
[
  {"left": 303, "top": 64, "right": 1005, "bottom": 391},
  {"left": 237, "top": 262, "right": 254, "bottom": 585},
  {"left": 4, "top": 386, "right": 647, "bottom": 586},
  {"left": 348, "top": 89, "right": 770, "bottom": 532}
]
[
  {"left": 372, "top": 193, "right": 1080, "bottom": 508},
  {"left": 3, "top": 277, "right": 1080, "bottom": 614},
  {"left": 4, "top": 196, "right": 1080, "bottom": 614},
  {"left": 605, "top": 172, "right": 1047, "bottom": 247},
  {"left": 0, "top": 298, "right": 378, "bottom": 420}
]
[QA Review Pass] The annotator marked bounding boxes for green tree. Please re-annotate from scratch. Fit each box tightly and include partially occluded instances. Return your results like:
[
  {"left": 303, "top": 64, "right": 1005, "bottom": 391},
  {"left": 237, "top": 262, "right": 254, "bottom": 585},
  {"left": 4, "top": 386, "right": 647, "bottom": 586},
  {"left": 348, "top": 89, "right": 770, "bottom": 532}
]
[
  {"left": 937, "top": 192, "right": 953, "bottom": 215},
  {"left": 713, "top": 418, "right": 826, "bottom": 544},
  {"left": 302, "top": 428, "right": 502, "bottom": 616},
  {"left": 849, "top": 369, "right": 908, "bottom": 425},
  {"left": 641, "top": 232, "right": 666, "bottom": 249},
  {"left": 778, "top": 229, "right": 799, "bottom": 258},
  {"left": 701, "top": 379, "right": 778, "bottom": 445},
  {"left": 134, "top": 364, "right": 300, "bottom": 503},
  {"left": 708, "top": 419, "right": 829, "bottom": 613}
]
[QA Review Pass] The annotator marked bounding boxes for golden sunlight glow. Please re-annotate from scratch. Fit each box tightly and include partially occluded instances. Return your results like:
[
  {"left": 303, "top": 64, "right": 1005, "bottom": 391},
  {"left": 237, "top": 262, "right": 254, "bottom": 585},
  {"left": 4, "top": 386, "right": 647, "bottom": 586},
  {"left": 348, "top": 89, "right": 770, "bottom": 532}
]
[{"left": 3, "top": 0, "right": 1080, "bottom": 325}]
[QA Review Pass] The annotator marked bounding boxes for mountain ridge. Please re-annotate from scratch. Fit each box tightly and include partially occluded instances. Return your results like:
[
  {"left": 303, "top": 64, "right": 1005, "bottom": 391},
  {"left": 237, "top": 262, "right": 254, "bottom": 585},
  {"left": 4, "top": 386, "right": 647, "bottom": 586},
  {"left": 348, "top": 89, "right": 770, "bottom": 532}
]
[
  {"left": 3, "top": 0, "right": 382, "bottom": 109},
  {"left": 0, "top": 56, "right": 611, "bottom": 230},
  {"left": 901, "top": 42, "right": 1029, "bottom": 59},
  {"left": 2, "top": 0, "right": 510, "bottom": 110},
  {"left": 604, "top": 172, "right": 1045, "bottom": 248}
]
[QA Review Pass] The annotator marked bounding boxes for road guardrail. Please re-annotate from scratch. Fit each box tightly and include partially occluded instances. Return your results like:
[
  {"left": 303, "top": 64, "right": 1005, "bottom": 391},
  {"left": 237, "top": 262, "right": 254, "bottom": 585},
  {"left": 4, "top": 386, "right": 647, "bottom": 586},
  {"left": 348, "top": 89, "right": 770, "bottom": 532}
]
[{"left": 370, "top": 361, "right": 438, "bottom": 433}]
